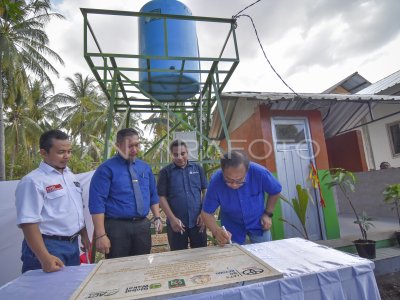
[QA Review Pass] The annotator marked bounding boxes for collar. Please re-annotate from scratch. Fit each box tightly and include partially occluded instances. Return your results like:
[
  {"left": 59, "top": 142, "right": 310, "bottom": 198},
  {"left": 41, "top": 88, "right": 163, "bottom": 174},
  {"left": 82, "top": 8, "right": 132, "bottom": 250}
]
[
  {"left": 116, "top": 153, "right": 137, "bottom": 165},
  {"left": 39, "top": 161, "right": 71, "bottom": 175},
  {"left": 172, "top": 161, "right": 192, "bottom": 169}
]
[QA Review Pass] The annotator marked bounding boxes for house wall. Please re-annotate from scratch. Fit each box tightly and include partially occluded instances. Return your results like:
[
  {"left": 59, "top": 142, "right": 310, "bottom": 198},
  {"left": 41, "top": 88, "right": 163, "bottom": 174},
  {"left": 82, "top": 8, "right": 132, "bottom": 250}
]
[
  {"left": 219, "top": 104, "right": 276, "bottom": 170},
  {"left": 335, "top": 168, "right": 400, "bottom": 218},
  {"left": 363, "top": 103, "right": 400, "bottom": 169},
  {"left": 228, "top": 99, "right": 258, "bottom": 135},
  {"left": 219, "top": 105, "right": 330, "bottom": 171},
  {"left": 219, "top": 103, "right": 340, "bottom": 240},
  {"left": 264, "top": 108, "right": 330, "bottom": 169},
  {"left": 326, "top": 130, "right": 368, "bottom": 172}
]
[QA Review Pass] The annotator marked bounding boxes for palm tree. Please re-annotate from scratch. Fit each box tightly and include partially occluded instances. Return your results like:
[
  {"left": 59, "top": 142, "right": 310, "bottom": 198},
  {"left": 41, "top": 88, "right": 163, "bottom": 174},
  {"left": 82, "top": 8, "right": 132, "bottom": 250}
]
[
  {"left": 53, "top": 73, "right": 103, "bottom": 158},
  {"left": 4, "top": 79, "right": 63, "bottom": 178},
  {"left": 54, "top": 73, "right": 145, "bottom": 163},
  {"left": 4, "top": 91, "right": 42, "bottom": 179},
  {"left": 0, "top": 0, "right": 64, "bottom": 180}
]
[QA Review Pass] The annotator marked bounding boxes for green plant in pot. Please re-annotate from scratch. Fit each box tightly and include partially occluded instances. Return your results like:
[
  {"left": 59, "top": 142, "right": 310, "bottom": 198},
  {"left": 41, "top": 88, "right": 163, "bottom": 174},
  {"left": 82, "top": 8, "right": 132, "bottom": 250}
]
[
  {"left": 382, "top": 183, "right": 400, "bottom": 245},
  {"left": 323, "top": 168, "right": 376, "bottom": 259}
]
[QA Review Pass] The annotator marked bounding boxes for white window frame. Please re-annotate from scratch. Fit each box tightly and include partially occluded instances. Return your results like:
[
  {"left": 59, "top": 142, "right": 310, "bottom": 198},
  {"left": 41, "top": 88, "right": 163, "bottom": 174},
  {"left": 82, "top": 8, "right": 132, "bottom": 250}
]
[{"left": 386, "top": 120, "right": 400, "bottom": 157}]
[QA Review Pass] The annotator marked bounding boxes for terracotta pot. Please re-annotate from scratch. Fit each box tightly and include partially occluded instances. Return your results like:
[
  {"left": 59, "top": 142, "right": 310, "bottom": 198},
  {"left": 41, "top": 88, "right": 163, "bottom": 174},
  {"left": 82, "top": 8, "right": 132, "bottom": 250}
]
[{"left": 353, "top": 239, "right": 376, "bottom": 259}]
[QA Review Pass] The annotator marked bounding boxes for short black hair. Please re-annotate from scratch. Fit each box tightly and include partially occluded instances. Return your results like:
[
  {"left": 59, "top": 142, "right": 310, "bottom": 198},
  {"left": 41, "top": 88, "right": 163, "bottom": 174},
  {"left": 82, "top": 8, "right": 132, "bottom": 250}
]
[
  {"left": 169, "top": 139, "right": 187, "bottom": 152},
  {"left": 40, "top": 130, "right": 69, "bottom": 153},
  {"left": 221, "top": 150, "right": 250, "bottom": 171},
  {"left": 380, "top": 161, "right": 391, "bottom": 169},
  {"left": 116, "top": 128, "right": 139, "bottom": 144}
]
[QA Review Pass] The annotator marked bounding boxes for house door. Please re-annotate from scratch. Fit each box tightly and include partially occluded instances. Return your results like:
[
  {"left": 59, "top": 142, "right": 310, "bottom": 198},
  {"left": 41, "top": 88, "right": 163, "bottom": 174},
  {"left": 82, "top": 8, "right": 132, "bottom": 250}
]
[{"left": 272, "top": 118, "right": 324, "bottom": 240}]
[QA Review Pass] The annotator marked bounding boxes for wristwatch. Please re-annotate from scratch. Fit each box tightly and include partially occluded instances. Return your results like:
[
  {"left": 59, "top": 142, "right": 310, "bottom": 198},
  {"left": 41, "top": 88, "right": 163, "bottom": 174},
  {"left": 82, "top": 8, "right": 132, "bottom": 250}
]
[{"left": 264, "top": 210, "right": 274, "bottom": 218}]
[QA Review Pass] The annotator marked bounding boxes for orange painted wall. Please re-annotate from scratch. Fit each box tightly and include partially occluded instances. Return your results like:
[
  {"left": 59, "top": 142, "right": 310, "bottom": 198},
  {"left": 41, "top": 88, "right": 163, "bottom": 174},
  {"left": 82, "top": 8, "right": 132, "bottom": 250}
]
[
  {"left": 219, "top": 105, "right": 330, "bottom": 171},
  {"left": 326, "top": 130, "right": 368, "bottom": 172},
  {"left": 261, "top": 106, "right": 329, "bottom": 169},
  {"left": 219, "top": 106, "right": 277, "bottom": 171}
]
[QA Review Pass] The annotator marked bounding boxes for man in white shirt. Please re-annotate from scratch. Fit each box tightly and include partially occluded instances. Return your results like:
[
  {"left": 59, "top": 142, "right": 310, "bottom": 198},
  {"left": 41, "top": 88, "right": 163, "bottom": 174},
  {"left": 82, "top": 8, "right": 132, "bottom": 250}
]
[{"left": 15, "top": 130, "right": 90, "bottom": 273}]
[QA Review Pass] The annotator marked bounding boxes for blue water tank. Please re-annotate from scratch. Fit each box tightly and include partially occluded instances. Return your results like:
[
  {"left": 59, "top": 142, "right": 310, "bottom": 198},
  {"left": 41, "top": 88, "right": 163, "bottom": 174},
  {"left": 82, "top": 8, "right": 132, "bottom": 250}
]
[{"left": 139, "top": 0, "right": 200, "bottom": 101}]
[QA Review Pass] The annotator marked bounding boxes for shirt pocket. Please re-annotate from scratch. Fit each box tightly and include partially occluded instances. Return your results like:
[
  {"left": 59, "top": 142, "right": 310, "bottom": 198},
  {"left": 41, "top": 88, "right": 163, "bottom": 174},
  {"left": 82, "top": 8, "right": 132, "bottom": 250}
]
[
  {"left": 45, "top": 189, "right": 67, "bottom": 200},
  {"left": 189, "top": 173, "right": 201, "bottom": 190},
  {"left": 139, "top": 174, "right": 150, "bottom": 195}
]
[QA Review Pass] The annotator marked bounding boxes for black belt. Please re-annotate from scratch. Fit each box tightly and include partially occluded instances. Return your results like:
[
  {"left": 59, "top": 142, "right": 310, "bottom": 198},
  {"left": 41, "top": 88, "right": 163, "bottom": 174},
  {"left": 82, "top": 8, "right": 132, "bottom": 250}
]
[
  {"left": 106, "top": 217, "right": 146, "bottom": 222},
  {"left": 42, "top": 233, "right": 79, "bottom": 242}
]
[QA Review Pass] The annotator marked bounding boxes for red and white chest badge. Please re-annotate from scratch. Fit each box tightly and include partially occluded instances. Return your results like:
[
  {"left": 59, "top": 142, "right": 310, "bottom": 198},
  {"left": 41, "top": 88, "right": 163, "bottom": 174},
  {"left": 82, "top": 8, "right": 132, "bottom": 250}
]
[{"left": 46, "top": 184, "right": 63, "bottom": 193}]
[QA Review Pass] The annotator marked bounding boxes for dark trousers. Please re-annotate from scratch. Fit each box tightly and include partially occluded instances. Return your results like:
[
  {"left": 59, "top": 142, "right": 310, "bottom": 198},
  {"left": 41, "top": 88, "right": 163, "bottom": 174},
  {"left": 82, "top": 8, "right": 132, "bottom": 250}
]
[
  {"left": 167, "top": 224, "right": 207, "bottom": 251},
  {"left": 105, "top": 218, "right": 151, "bottom": 259}
]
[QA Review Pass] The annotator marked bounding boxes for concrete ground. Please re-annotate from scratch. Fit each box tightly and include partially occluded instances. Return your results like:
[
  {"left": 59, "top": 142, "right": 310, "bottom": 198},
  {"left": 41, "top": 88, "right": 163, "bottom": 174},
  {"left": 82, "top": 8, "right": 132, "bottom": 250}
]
[
  {"left": 339, "top": 213, "right": 400, "bottom": 299},
  {"left": 338, "top": 213, "right": 399, "bottom": 237}
]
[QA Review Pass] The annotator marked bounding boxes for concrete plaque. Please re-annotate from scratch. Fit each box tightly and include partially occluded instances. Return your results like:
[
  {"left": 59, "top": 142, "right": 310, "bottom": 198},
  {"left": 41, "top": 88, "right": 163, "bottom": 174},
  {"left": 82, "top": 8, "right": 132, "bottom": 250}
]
[{"left": 70, "top": 244, "right": 282, "bottom": 300}]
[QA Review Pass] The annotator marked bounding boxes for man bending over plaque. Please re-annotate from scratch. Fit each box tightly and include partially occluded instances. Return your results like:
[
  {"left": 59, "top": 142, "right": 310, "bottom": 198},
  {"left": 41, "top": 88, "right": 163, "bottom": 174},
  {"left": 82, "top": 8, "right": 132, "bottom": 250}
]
[{"left": 201, "top": 151, "right": 282, "bottom": 246}]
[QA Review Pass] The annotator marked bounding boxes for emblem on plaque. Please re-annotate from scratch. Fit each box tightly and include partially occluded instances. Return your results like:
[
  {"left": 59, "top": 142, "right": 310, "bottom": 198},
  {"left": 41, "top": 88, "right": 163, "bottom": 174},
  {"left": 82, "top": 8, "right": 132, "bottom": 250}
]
[
  {"left": 242, "top": 267, "right": 264, "bottom": 275},
  {"left": 168, "top": 279, "right": 185, "bottom": 288},
  {"left": 190, "top": 274, "right": 211, "bottom": 284},
  {"left": 149, "top": 283, "right": 162, "bottom": 289}
]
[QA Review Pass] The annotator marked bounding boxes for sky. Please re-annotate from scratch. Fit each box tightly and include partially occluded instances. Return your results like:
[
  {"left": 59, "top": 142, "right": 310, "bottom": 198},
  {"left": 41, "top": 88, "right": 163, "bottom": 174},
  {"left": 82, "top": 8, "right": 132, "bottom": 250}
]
[{"left": 47, "top": 0, "right": 400, "bottom": 96}]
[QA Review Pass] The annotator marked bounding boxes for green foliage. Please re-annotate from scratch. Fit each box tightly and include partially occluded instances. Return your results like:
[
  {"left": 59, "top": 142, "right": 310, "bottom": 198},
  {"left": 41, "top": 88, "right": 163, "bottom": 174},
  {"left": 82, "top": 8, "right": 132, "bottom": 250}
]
[
  {"left": 323, "top": 168, "right": 356, "bottom": 194},
  {"left": 5, "top": 150, "right": 41, "bottom": 180},
  {"left": 68, "top": 152, "right": 96, "bottom": 174},
  {"left": 293, "top": 185, "right": 311, "bottom": 226},
  {"left": 0, "top": 0, "right": 64, "bottom": 180},
  {"left": 382, "top": 184, "right": 400, "bottom": 227},
  {"left": 279, "top": 184, "right": 313, "bottom": 240},
  {"left": 354, "top": 211, "right": 375, "bottom": 240},
  {"left": 323, "top": 168, "right": 372, "bottom": 240}
]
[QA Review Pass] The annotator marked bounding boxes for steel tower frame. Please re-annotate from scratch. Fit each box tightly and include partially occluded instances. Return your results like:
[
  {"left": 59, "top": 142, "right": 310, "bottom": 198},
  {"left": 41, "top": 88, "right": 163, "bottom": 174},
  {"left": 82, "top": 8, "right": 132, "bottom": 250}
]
[{"left": 81, "top": 8, "right": 239, "bottom": 164}]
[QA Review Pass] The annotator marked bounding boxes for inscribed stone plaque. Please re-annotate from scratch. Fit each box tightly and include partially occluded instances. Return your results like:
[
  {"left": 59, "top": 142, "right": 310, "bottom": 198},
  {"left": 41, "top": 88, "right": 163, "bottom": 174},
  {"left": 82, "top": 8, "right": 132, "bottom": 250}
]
[{"left": 70, "top": 244, "right": 282, "bottom": 300}]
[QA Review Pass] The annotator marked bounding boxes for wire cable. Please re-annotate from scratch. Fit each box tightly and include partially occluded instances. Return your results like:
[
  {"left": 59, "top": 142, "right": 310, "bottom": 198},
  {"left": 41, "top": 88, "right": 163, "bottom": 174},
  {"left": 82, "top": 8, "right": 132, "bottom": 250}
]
[
  {"left": 232, "top": 1, "right": 332, "bottom": 109},
  {"left": 235, "top": 13, "right": 300, "bottom": 97},
  {"left": 234, "top": 13, "right": 331, "bottom": 109},
  {"left": 233, "top": 0, "right": 262, "bottom": 18}
]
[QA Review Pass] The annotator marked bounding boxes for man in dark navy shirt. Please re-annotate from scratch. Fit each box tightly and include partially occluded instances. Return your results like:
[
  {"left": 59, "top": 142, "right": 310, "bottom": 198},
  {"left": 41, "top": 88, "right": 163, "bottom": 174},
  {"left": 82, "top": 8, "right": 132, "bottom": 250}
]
[
  {"left": 89, "top": 128, "right": 162, "bottom": 258},
  {"left": 157, "top": 139, "right": 208, "bottom": 250},
  {"left": 202, "top": 151, "right": 282, "bottom": 246}
]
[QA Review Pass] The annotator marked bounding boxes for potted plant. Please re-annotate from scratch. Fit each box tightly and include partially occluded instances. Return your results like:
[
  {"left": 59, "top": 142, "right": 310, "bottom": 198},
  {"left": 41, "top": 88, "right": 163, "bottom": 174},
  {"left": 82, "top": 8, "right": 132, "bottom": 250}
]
[
  {"left": 279, "top": 184, "right": 313, "bottom": 240},
  {"left": 382, "top": 183, "right": 400, "bottom": 245},
  {"left": 353, "top": 211, "right": 376, "bottom": 258},
  {"left": 323, "top": 168, "right": 376, "bottom": 259}
]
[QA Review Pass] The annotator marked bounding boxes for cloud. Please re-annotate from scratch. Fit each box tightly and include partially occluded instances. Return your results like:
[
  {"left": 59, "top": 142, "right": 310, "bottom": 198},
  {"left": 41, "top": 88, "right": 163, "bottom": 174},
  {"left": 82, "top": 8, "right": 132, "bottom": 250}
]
[
  {"left": 47, "top": 0, "right": 400, "bottom": 94},
  {"left": 279, "top": 0, "right": 400, "bottom": 75}
]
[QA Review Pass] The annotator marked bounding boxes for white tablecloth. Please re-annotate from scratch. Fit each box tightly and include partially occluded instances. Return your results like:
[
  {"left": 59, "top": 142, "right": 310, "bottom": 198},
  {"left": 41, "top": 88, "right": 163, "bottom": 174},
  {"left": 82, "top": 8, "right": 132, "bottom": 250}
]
[{"left": 0, "top": 238, "right": 381, "bottom": 300}]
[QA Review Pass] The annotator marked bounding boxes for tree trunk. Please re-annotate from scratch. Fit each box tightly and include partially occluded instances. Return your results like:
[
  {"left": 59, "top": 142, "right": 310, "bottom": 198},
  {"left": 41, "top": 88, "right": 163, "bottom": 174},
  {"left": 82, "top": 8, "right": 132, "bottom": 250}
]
[
  {"left": 0, "top": 60, "right": 6, "bottom": 181},
  {"left": 8, "top": 145, "right": 16, "bottom": 179},
  {"left": 80, "top": 131, "right": 84, "bottom": 158}
]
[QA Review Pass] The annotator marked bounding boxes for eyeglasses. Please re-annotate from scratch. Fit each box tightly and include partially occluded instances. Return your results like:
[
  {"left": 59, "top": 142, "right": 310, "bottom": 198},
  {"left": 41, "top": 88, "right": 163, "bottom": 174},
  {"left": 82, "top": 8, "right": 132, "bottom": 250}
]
[{"left": 223, "top": 175, "right": 246, "bottom": 186}]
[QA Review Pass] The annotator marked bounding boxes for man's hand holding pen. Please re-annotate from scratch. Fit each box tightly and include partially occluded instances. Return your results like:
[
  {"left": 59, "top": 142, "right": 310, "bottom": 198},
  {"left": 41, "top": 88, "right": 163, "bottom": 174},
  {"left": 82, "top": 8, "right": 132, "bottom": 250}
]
[{"left": 214, "top": 225, "right": 232, "bottom": 247}]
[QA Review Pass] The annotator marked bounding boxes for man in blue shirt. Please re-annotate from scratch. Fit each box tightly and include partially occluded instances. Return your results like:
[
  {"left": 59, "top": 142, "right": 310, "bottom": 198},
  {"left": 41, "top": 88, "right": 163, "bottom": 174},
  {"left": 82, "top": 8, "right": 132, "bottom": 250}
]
[
  {"left": 157, "top": 139, "right": 208, "bottom": 250},
  {"left": 89, "top": 128, "right": 162, "bottom": 258},
  {"left": 202, "top": 151, "right": 282, "bottom": 245}
]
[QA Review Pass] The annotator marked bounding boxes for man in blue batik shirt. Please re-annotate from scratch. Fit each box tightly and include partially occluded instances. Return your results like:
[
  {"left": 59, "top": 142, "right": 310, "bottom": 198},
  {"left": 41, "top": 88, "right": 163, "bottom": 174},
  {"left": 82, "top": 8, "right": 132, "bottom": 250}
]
[
  {"left": 89, "top": 128, "right": 162, "bottom": 258},
  {"left": 157, "top": 139, "right": 208, "bottom": 251},
  {"left": 202, "top": 150, "right": 282, "bottom": 245}
]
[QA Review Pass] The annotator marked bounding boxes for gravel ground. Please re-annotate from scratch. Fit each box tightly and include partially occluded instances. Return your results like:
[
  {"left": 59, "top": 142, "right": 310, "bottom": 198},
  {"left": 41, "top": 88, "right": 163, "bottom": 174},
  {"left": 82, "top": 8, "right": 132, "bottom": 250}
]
[{"left": 376, "top": 272, "right": 400, "bottom": 300}]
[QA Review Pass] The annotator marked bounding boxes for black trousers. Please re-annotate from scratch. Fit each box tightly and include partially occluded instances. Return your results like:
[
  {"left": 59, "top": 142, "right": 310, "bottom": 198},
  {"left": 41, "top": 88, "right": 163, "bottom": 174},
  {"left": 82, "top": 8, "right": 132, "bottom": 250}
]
[
  {"left": 104, "top": 218, "right": 151, "bottom": 259},
  {"left": 167, "top": 224, "right": 207, "bottom": 251}
]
